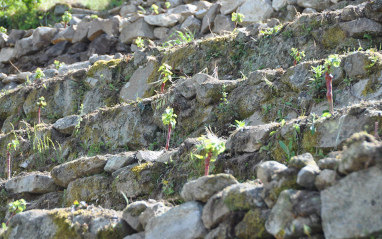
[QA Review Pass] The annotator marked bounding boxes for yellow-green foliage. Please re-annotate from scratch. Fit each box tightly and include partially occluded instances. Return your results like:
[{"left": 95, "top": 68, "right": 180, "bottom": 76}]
[
  {"left": 87, "top": 59, "right": 122, "bottom": 78},
  {"left": 131, "top": 162, "right": 151, "bottom": 179}
]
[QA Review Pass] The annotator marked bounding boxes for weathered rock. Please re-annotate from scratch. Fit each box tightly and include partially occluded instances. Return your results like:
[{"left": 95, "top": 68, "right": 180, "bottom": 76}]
[
  {"left": 343, "top": 51, "right": 369, "bottom": 79},
  {"left": 212, "top": 15, "right": 235, "bottom": 34},
  {"left": 65, "top": 175, "right": 111, "bottom": 206},
  {"left": 120, "top": 18, "right": 155, "bottom": 44},
  {"left": 136, "top": 150, "right": 164, "bottom": 163},
  {"left": 6, "top": 208, "right": 133, "bottom": 238},
  {"left": 315, "top": 169, "right": 340, "bottom": 191},
  {"left": 7, "top": 29, "right": 26, "bottom": 46},
  {"left": 153, "top": 27, "right": 169, "bottom": 39},
  {"left": 272, "top": 0, "right": 287, "bottom": 11},
  {"left": 87, "top": 34, "right": 119, "bottom": 57},
  {"left": 123, "top": 201, "right": 150, "bottom": 231},
  {"left": 297, "top": 0, "right": 332, "bottom": 11},
  {"left": 201, "top": 3, "right": 221, "bottom": 34},
  {"left": 202, "top": 182, "right": 265, "bottom": 229},
  {"left": 99, "top": 16, "right": 121, "bottom": 37},
  {"left": 120, "top": 61, "right": 155, "bottom": 102},
  {"left": 51, "top": 25, "right": 76, "bottom": 44},
  {"left": 168, "top": 4, "right": 198, "bottom": 23},
  {"left": 5, "top": 173, "right": 58, "bottom": 194},
  {"left": 156, "top": 150, "right": 176, "bottom": 163},
  {"left": 46, "top": 41, "right": 70, "bottom": 57},
  {"left": 297, "top": 165, "right": 320, "bottom": 190},
  {"left": 339, "top": 132, "right": 382, "bottom": 174},
  {"left": 87, "top": 18, "right": 105, "bottom": 41},
  {"left": 265, "top": 190, "right": 322, "bottom": 238},
  {"left": 32, "top": 27, "right": 58, "bottom": 49},
  {"left": 120, "top": 4, "right": 138, "bottom": 16},
  {"left": 237, "top": 0, "right": 274, "bottom": 25},
  {"left": 181, "top": 174, "right": 239, "bottom": 202},
  {"left": 340, "top": 18, "right": 382, "bottom": 38},
  {"left": 317, "top": 157, "right": 340, "bottom": 170},
  {"left": 54, "top": 4, "right": 69, "bottom": 15},
  {"left": 52, "top": 115, "right": 80, "bottom": 135},
  {"left": 220, "top": 0, "right": 245, "bottom": 15},
  {"left": 0, "top": 33, "right": 8, "bottom": 48},
  {"left": 235, "top": 209, "right": 273, "bottom": 239},
  {"left": 288, "top": 153, "right": 317, "bottom": 170},
  {"left": 123, "top": 232, "right": 145, "bottom": 239},
  {"left": 2, "top": 74, "right": 19, "bottom": 84},
  {"left": 195, "top": 77, "right": 237, "bottom": 105},
  {"left": 51, "top": 155, "right": 108, "bottom": 187},
  {"left": 321, "top": 166, "right": 382, "bottom": 239},
  {"left": 226, "top": 123, "right": 278, "bottom": 154},
  {"left": 104, "top": 152, "right": 137, "bottom": 173},
  {"left": 72, "top": 20, "right": 91, "bottom": 43},
  {"left": 181, "top": 15, "right": 201, "bottom": 32},
  {"left": 0, "top": 47, "right": 15, "bottom": 63},
  {"left": 58, "top": 61, "right": 91, "bottom": 75},
  {"left": 139, "top": 201, "right": 172, "bottom": 229},
  {"left": 205, "top": 223, "right": 230, "bottom": 239},
  {"left": 256, "top": 161, "right": 288, "bottom": 185},
  {"left": 145, "top": 201, "right": 207, "bottom": 239},
  {"left": 144, "top": 13, "right": 181, "bottom": 27}
]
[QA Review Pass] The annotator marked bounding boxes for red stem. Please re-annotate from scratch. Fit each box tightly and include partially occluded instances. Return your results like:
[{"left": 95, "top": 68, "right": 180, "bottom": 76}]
[
  {"left": 166, "top": 124, "right": 172, "bottom": 150},
  {"left": 38, "top": 106, "right": 41, "bottom": 124},
  {"left": 325, "top": 72, "right": 334, "bottom": 114},
  {"left": 293, "top": 59, "right": 297, "bottom": 66},
  {"left": 161, "top": 82, "right": 165, "bottom": 93},
  {"left": 64, "top": 22, "right": 67, "bottom": 28},
  {"left": 7, "top": 150, "right": 10, "bottom": 180},
  {"left": 205, "top": 151, "right": 212, "bottom": 176}
]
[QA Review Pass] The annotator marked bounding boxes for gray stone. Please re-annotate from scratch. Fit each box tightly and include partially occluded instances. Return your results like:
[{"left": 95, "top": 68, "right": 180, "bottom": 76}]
[
  {"left": 119, "top": 61, "right": 155, "bottom": 102},
  {"left": 89, "top": 54, "right": 114, "bottom": 64},
  {"left": 201, "top": 3, "right": 221, "bottom": 34},
  {"left": 123, "top": 201, "right": 150, "bottom": 231},
  {"left": 120, "top": 18, "right": 155, "bottom": 44},
  {"left": 120, "top": 4, "right": 138, "bottom": 16},
  {"left": 226, "top": 123, "right": 279, "bottom": 154},
  {"left": 272, "top": 0, "right": 287, "bottom": 11},
  {"left": 340, "top": 18, "right": 382, "bottom": 38},
  {"left": 7, "top": 29, "right": 26, "bottom": 46},
  {"left": 72, "top": 20, "right": 91, "bottom": 43},
  {"left": 58, "top": 61, "right": 91, "bottom": 75},
  {"left": 32, "top": 27, "right": 58, "bottom": 49},
  {"left": 297, "top": 0, "right": 332, "bottom": 11},
  {"left": 54, "top": 4, "right": 69, "bottom": 15},
  {"left": 65, "top": 175, "right": 111, "bottom": 206},
  {"left": 87, "top": 34, "right": 118, "bottom": 57},
  {"left": 0, "top": 47, "right": 15, "bottom": 63},
  {"left": 144, "top": 13, "right": 181, "bottom": 27},
  {"left": 195, "top": 76, "right": 237, "bottom": 105},
  {"left": 156, "top": 150, "right": 177, "bottom": 163},
  {"left": 51, "top": 155, "right": 108, "bottom": 187},
  {"left": 317, "top": 157, "right": 340, "bottom": 170},
  {"left": 3, "top": 82, "right": 18, "bottom": 90},
  {"left": 235, "top": 209, "right": 273, "bottom": 239},
  {"left": 0, "top": 73, "right": 6, "bottom": 80},
  {"left": 202, "top": 182, "right": 265, "bottom": 229},
  {"left": 256, "top": 161, "right": 288, "bottom": 185},
  {"left": 16, "top": 72, "right": 32, "bottom": 83},
  {"left": 46, "top": 40, "right": 69, "bottom": 57},
  {"left": 205, "top": 223, "right": 230, "bottom": 239},
  {"left": 220, "top": 0, "right": 245, "bottom": 15},
  {"left": 43, "top": 69, "right": 59, "bottom": 78},
  {"left": 0, "top": 33, "right": 8, "bottom": 48},
  {"left": 265, "top": 190, "right": 322, "bottom": 238},
  {"left": 123, "top": 232, "right": 145, "bottom": 239},
  {"left": 2, "top": 74, "right": 19, "bottom": 84},
  {"left": 303, "top": 7, "right": 318, "bottom": 14},
  {"left": 297, "top": 165, "right": 320, "bottom": 190},
  {"left": 104, "top": 152, "right": 137, "bottom": 173},
  {"left": 321, "top": 166, "right": 382, "bottom": 239},
  {"left": 69, "top": 16, "right": 81, "bottom": 26},
  {"left": 5, "top": 173, "right": 58, "bottom": 194},
  {"left": 139, "top": 202, "right": 172, "bottom": 229},
  {"left": 181, "top": 15, "right": 201, "bottom": 32},
  {"left": 167, "top": 0, "right": 183, "bottom": 8},
  {"left": 99, "top": 16, "right": 121, "bottom": 37},
  {"left": 14, "top": 36, "right": 34, "bottom": 58},
  {"left": 136, "top": 150, "right": 164, "bottom": 163},
  {"left": 341, "top": 5, "right": 365, "bottom": 21},
  {"left": 87, "top": 18, "right": 105, "bottom": 41},
  {"left": 339, "top": 133, "right": 382, "bottom": 174},
  {"left": 212, "top": 15, "right": 235, "bottom": 34},
  {"left": 53, "top": 115, "right": 80, "bottom": 135},
  {"left": 154, "top": 27, "right": 169, "bottom": 39},
  {"left": 315, "top": 169, "right": 340, "bottom": 191},
  {"left": 168, "top": 4, "right": 198, "bottom": 23},
  {"left": 237, "top": 0, "right": 274, "bottom": 26},
  {"left": 145, "top": 202, "right": 207, "bottom": 239},
  {"left": 181, "top": 174, "right": 239, "bottom": 202},
  {"left": 288, "top": 153, "right": 317, "bottom": 170},
  {"left": 343, "top": 51, "right": 369, "bottom": 79},
  {"left": 195, "top": 9, "right": 208, "bottom": 20},
  {"left": 51, "top": 25, "right": 76, "bottom": 44},
  {"left": 7, "top": 208, "right": 133, "bottom": 238}
]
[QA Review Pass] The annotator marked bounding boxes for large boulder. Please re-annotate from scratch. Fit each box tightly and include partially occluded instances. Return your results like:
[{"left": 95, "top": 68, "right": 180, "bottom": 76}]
[
  {"left": 181, "top": 174, "right": 239, "bottom": 202},
  {"left": 321, "top": 166, "right": 382, "bottom": 239},
  {"left": 32, "top": 27, "right": 58, "bottom": 49},
  {"left": 120, "top": 18, "right": 155, "bottom": 44},
  {"left": 145, "top": 202, "right": 207, "bottom": 239},
  {"left": 5, "top": 173, "right": 58, "bottom": 194},
  {"left": 72, "top": 20, "right": 91, "bottom": 43},
  {"left": 339, "top": 18, "right": 382, "bottom": 38},
  {"left": 51, "top": 155, "right": 108, "bottom": 187},
  {"left": 237, "top": 0, "right": 274, "bottom": 26}
]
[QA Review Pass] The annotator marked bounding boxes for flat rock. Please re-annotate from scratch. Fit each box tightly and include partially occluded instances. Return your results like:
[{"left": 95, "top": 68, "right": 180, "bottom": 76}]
[
  {"left": 220, "top": 0, "right": 245, "bottom": 15},
  {"left": 181, "top": 173, "right": 239, "bottom": 202},
  {"left": 339, "top": 18, "right": 382, "bottom": 38},
  {"left": 144, "top": 13, "right": 181, "bottom": 27},
  {"left": 288, "top": 153, "right": 317, "bottom": 170},
  {"left": 136, "top": 150, "right": 164, "bottom": 163},
  {"left": 237, "top": 0, "right": 274, "bottom": 25},
  {"left": 104, "top": 152, "right": 137, "bottom": 173},
  {"left": 5, "top": 173, "right": 58, "bottom": 194},
  {"left": 120, "top": 18, "right": 155, "bottom": 44},
  {"left": 315, "top": 169, "right": 340, "bottom": 191},
  {"left": 51, "top": 155, "right": 108, "bottom": 187},
  {"left": 0, "top": 47, "right": 15, "bottom": 63},
  {"left": 53, "top": 115, "right": 80, "bottom": 135}
]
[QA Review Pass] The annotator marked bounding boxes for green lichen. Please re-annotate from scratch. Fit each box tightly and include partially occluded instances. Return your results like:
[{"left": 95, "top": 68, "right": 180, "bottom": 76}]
[
  {"left": 322, "top": 25, "right": 347, "bottom": 49},
  {"left": 131, "top": 162, "right": 150, "bottom": 179},
  {"left": 87, "top": 59, "right": 122, "bottom": 78},
  {"left": 49, "top": 209, "right": 79, "bottom": 239},
  {"left": 269, "top": 176, "right": 301, "bottom": 204},
  {"left": 235, "top": 209, "right": 268, "bottom": 239}
]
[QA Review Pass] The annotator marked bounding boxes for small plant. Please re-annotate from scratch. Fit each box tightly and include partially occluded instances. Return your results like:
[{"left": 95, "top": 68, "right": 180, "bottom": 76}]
[
  {"left": 290, "top": 48, "right": 305, "bottom": 66},
  {"left": 324, "top": 54, "right": 341, "bottom": 114},
  {"left": 0, "top": 26, "right": 6, "bottom": 34},
  {"left": 308, "top": 65, "right": 325, "bottom": 101},
  {"left": 162, "top": 179, "right": 174, "bottom": 195},
  {"left": 36, "top": 96, "right": 47, "bottom": 124},
  {"left": 54, "top": 60, "right": 65, "bottom": 70},
  {"left": 162, "top": 29, "right": 195, "bottom": 47},
  {"left": 218, "top": 85, "right": 229, "bottom": 113},
  {"left": 232, "top": 120, "right": 245, "bottom": 129},
  {"left": 231, "top": 12, "right": 244, "bottom": 28},
  {"left": 158, "top": 63, "right": 173, "bottom": 93},
  {"left": 6, "top": 140, "right": 19, "bottom": 180},
  {"left": 164, "top": 2, "right": 171, "bottom": 9},
  {"left": 62, "top": 11, "right": 72, "bottom": 28},
  {"left": 2, "top": 199, "right": 27, "bottom": 229},
  {"left": 90, "top": 14, "right": 98, "bottom": 19},
  {"left": 35, "top": 67, "right": 44, "bottom": 80},
  {"left": 366, "top": 55, "right": 379, "bottom": 69},
  {"left": 137, "top": 5, "right": 147, "bottom": 14},
  {"left": 135, "top": 37, "right": 145, "bottom": 48},
  {"left": 194, "top": 127, "right": 225, "bottom": 176},
  {"left": 261, "top": 24, "right": 282, "bottom": 37},
  {"left": 162, "top": 107, "right": 177, "bottom": 150},
  {"left": 151, "top": 4, "right": 159, "bottom": 15}
]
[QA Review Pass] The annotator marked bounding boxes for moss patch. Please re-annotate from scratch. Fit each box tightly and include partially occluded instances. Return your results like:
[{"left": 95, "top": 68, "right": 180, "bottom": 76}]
[
  {"left": 87, "top": 59, "right": 122, "bottom": 78},
  {"left": 235, "top": 209, "right": 269, "bottom": 239}
]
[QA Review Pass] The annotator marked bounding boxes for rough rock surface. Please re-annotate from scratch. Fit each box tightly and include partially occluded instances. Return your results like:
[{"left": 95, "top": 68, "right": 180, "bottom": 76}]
[{"left": 5, "top": 173, "right": 58, "bottom": 194}]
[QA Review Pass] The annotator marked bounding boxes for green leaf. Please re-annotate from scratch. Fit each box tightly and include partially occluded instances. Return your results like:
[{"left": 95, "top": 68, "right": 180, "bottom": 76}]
[
  {"left": 269, "top": 131, "right": 276, "bottom": 136},
  {"left": 2, "top": 223, "right": 7, "bottom": 230},
  {"left": 279, "top": 141, "right": 289, "bottom": 155}
]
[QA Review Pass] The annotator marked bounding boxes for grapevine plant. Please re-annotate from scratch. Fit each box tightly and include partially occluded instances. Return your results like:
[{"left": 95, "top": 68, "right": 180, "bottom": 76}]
[
  {"left": 37, "top": 96, "right": 47, "bottom": 124},
  {"left": 2, "top": 199, "right": 27, "bottom": 229},
  {"left": 290, "top": 48, "right": 305, "bottom": 66},
  {"left": 162, "top": 107, "right": 177, "bottom": 150},
  {"left": 158, "top": 63, "right": 173, "bottom": 93},
  {"left": 194, "top": 127, "right": 225, "bottom": 176},
  {"left": 324, "top": 54, "right": 341, "bottom": 114},
  {"left": 6, "top": 140, "right": 19, "bottom": 180}
]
